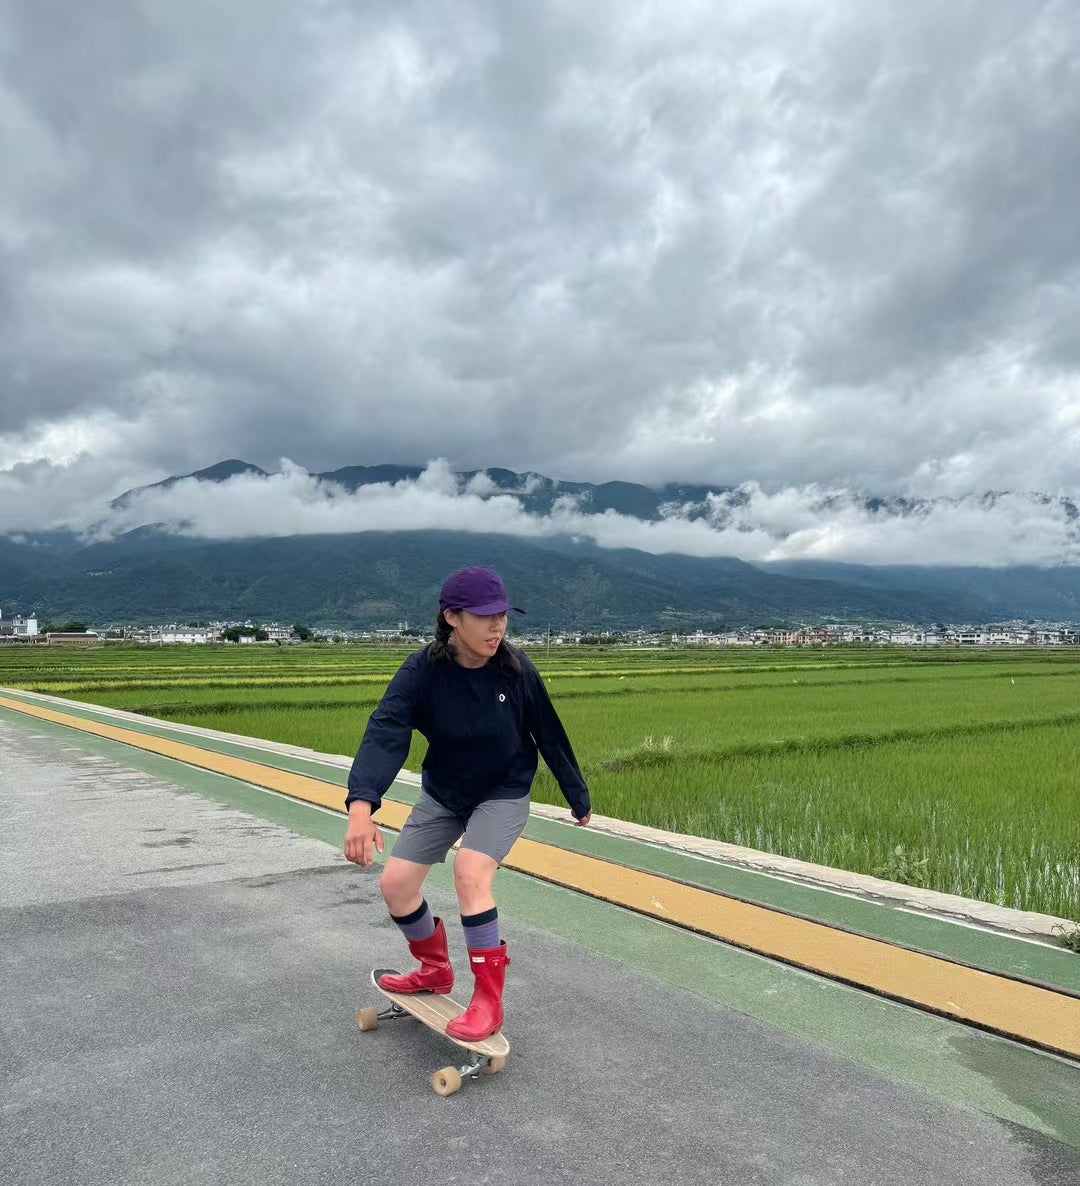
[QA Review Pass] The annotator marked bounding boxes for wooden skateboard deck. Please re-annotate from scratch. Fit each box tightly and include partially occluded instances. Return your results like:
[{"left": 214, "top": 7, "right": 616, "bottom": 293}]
[{"left": 358, "top": 968, "right": 509, "bottom": 1095}]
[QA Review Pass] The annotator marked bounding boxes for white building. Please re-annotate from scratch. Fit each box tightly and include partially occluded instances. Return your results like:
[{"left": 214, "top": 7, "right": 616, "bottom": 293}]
[
  {"left": 0, "top": 611, "right": 39, "bottom": 637},
  {"left": 153, "top": 629, "right": 217, "bottom": 644},
  {"left": 888, "top": 630, "right": 943, "bottom": 645}
]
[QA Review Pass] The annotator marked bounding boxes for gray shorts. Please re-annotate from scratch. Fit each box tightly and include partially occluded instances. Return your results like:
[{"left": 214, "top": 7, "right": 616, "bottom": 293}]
[{"left": 389, "top": 791, "right": 531, "bottom": 866}]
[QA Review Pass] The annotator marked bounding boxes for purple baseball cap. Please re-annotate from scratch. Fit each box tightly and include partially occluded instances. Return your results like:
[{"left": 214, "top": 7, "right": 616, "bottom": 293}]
[{"left": 439, "top": 567, "right": 525, "bottom": 615}]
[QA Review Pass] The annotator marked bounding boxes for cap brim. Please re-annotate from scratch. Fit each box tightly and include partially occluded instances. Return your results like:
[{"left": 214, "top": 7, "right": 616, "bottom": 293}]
[{"left": 459, "top": 600, "right": 525, "bottom": 616}]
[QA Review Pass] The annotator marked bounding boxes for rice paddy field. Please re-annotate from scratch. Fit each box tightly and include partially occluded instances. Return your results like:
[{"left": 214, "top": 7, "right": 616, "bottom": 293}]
[{"left": 3, "top": 642, "right": 1079, "bottom": 921}]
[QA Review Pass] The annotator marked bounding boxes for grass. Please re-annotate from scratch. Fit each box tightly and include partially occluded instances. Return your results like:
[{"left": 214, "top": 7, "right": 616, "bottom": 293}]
[
  {"left": 530, "top": 719, "right": 1080, "bottom": 919},
  {"left": 3, "top": 642, "right": 1079, "bottom": 920}
]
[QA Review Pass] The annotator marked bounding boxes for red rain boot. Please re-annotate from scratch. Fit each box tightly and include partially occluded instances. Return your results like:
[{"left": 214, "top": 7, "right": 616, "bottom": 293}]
[
  {"left": 445, "top": 942, "right": 509, "bottom": 1041},
  {"left": 377, "top": 917, "right": 454, "bottom": 995}
]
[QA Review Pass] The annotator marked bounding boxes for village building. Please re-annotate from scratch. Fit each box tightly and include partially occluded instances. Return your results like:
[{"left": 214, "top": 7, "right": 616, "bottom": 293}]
[
  {"left": 0, "top": 611, "right": 39, "bottom": 638},
  {"left": 45, "top": 632, "right": 100, "bottom": 647},
  {"left": 152, "top": 629, "right": 218, "bottom": 644}
]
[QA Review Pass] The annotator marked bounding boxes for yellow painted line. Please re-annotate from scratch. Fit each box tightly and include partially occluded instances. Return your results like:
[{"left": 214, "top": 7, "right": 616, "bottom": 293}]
[
  {"left": 503, "top": 837, "right": 1080, "bottom": 1061},
  {"left": 0, "top": 693, "right": 411, "bottom": 818},
  {"left": 0, "top": 694, "right": 355, "bottom": 815},
  {"left": 4, "top": 693, "right": 1079, "bottom": 1061}
]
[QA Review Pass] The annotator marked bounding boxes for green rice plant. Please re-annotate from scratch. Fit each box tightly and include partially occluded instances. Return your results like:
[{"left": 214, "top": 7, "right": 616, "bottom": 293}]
[
  {"left": 8, "top": 642, "right": 1080, "bottom": 917},
  {"left": 532, "top": 719, "right": 1080, "bottom": 917}
]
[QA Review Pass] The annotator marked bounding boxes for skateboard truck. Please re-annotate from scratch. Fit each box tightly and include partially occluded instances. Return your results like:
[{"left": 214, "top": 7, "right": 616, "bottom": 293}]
[{"left": 434, "top": 1051, "right": 496, "bottom": 1095}]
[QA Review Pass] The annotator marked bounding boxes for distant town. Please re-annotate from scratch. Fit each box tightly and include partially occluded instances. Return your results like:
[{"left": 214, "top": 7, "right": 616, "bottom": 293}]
[{"left": 3, "top": 608, "right": 1080, "bottom": 648}]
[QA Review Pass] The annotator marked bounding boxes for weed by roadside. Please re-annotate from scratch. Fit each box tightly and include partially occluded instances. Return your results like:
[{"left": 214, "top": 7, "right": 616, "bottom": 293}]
[
  {"left": 873, "top": 844, "right": 931, "bottom": 888},
  {"left": 1053, "top": 923, "right": 1080, "bottom": 953}
]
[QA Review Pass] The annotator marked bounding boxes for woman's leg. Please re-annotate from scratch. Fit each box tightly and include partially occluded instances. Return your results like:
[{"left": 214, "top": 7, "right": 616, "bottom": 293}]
[
  {"left": 446, "top": 846, "right": 510, "bottom": 1039},
  {"left": 379, "top": 856, "right": 431, "bottom": 918},
  {"left": 445, "top": 799, "right": 529, "bottom": 1040},
  {"left": 452, "top": 848, "right": 499, "bottom": 916},
  {"left": 374, "top": 796, "right": 463, "bottom": 995},
  {"left": 451, "top": 794, "right": 529, "bottom": 918},
  {"left": 379, "top": 793, "right": 464, "bottom": 915},
  {"left": 376, "top": 792, "right": 465, "bottom": 991},
  {"left": 376, "top": 856, "right": 454, "bottom": 994}
]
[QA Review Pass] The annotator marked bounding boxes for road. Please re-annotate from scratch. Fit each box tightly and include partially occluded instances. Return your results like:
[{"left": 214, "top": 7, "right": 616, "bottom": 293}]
[{"left": 2, "top": 716, "right": 1078, "bottom": 1185}]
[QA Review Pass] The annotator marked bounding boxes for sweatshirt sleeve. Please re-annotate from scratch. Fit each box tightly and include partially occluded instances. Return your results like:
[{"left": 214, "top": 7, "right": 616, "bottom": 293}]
[
  {"left": 523, "top": 659, "right": 591, "bottom": 820},
  {"left": 345, "top": 657, "right": 421, "bottom": 813}
]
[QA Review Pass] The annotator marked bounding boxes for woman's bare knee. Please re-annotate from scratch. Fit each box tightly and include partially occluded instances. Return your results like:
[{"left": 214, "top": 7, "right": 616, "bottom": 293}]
[
  {"left": 454, "top": 849, "right": 497, "bottom": 910},
  {"left": 380, "top": 858, "right": 428, "bottom": 914}
]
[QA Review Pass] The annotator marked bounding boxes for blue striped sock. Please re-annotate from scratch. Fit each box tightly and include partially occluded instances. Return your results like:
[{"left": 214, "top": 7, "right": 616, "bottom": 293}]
[
  {"left": 391, "top": 900, "right": 436, "bottom": 942},
  {"left": 461, "top": 907, "right": 499, "bottom": 951}
]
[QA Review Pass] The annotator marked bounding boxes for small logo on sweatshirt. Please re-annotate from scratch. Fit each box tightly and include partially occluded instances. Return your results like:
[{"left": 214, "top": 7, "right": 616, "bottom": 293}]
[{"left": 498, "top": 693, "right": 506, "bottom": 702}]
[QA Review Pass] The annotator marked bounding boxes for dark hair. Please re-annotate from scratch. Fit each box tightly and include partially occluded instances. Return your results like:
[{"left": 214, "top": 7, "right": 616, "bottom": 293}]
[{"left": 428, "top": 610, "right": 522, "bottom": 675}]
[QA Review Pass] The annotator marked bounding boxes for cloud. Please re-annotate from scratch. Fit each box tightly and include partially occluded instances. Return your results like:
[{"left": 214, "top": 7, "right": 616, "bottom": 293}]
[
  {"left": 1, "top": 1, "right": 1079, "bottom": 538},
  {"left": 0, "top": 460, "right": 1053, "bottom": 568},
  {"left": 0, "top": 445, "right": 161, "bottom": 534}
]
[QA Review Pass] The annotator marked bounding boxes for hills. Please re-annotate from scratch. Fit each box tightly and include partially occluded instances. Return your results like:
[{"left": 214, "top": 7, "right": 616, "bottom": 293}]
[
  {"left": 3, "top": 460, "right": 1080, "bottom": 628},
  {"left": 0, "top": 529, "right": 1000, "bottom": 630}
]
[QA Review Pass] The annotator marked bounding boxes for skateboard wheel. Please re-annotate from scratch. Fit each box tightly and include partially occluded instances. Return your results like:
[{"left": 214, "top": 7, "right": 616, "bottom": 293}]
[
  {"left": 481, "top": 1056, "right": 506, "bottom": 1075},
  {"left": 357, "top": 1007, "right": 379, "bottom": 1032},
  {"left": 432, "top": 1067, "right": 462, "bottom": 1096}
]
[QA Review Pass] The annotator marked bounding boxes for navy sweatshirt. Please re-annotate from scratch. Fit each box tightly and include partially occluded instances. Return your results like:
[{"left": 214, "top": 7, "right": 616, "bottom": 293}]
[{"left": 345, "top": 645, "right": 591, "bottom": 820}]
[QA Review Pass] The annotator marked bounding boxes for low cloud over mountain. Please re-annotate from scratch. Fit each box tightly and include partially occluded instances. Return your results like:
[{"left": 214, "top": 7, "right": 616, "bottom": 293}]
[{"left": 5, "top": 458, "right": 1073, "bottom": 569}]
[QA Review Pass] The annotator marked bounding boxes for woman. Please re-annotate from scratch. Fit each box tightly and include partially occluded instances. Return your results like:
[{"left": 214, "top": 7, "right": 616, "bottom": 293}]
[{"left": 343, "top": 566, "right": 591, "bottom": 1040}]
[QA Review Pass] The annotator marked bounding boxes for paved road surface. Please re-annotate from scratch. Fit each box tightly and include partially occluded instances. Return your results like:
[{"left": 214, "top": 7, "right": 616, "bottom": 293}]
[{"left": 2, "top": 718, "right": 1078, "bottom": 1185}]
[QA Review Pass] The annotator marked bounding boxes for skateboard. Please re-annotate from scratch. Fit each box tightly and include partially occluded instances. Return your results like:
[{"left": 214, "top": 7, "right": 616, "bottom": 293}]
[{"left": 358, "top": 968, "right": 510, "bottom": 1096}]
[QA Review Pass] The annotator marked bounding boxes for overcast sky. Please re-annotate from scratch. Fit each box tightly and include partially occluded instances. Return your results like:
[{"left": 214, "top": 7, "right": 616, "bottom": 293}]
[{"left": 2, "top": 0, "right": 1079, "bottom": 563}]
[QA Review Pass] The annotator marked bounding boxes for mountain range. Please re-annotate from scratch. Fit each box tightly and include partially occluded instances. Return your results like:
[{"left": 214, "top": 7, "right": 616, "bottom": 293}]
[
  {"left": 3, "top": 460, "right": 1080, "bottom": 629},
  {"left": 108, "top": 458, "right": 735, "bottom": 520}
]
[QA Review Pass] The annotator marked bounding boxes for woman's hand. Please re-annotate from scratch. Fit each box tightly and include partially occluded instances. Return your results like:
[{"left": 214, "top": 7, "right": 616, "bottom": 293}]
[
  {"left": 574, "top": 811, "right": 592, "bottom": 827},
  {"left": 344, "top": 805, "right": 384, "bottom": 866}
]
